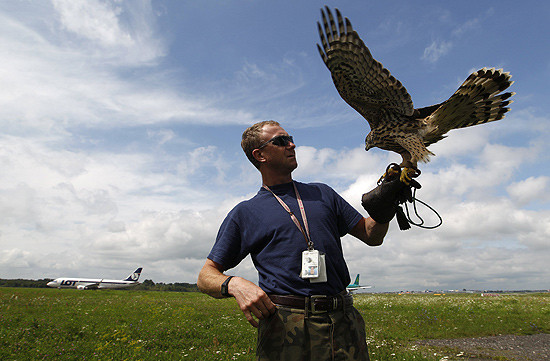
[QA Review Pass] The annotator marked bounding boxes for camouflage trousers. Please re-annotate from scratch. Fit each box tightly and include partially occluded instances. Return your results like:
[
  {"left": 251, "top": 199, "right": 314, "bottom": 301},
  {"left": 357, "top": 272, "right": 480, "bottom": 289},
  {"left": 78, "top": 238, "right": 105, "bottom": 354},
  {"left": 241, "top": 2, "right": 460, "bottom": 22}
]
[{"left": 256, "top": 305, "right": 370, "bottom": 361}]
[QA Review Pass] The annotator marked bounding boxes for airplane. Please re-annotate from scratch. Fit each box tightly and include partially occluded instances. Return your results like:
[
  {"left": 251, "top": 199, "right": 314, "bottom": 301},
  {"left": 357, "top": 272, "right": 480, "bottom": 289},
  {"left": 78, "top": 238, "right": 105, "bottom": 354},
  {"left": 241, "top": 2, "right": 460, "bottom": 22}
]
[
  {"left": 347, "top": 274, "right": 372, "bottom": 293},
  {"left": 47, "top": 268, "right": 143, "bottom": 290}
]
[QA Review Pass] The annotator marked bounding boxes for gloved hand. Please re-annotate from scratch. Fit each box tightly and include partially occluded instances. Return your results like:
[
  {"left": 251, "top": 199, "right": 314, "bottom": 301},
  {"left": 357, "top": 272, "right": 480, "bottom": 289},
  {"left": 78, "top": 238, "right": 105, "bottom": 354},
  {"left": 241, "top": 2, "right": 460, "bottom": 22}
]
[{"left": 361, "top": 164, "right": 421, "bottom": 228}]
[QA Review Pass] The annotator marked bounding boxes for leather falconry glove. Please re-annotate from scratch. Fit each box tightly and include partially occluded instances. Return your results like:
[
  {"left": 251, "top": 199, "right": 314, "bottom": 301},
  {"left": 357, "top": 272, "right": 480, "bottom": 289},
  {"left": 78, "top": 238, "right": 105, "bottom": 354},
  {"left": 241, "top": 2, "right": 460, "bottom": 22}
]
[{"left": 361, "top": 163, "right": 421, "bottom": 230}]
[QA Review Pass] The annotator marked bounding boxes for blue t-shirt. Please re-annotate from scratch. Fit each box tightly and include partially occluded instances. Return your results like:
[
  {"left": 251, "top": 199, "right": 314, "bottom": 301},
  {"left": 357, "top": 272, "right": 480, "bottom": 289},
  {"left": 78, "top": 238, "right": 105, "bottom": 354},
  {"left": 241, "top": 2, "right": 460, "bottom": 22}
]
[{"left": 207, "top": 181, "right": 363, "bottom": 296}]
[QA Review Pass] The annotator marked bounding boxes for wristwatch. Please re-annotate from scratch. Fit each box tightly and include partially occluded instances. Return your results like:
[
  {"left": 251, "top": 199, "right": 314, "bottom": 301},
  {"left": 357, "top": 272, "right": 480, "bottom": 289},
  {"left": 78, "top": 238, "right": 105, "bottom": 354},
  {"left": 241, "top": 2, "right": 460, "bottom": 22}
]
[{"left": 221, "top": 276, "right": 234, "bottom": 297}]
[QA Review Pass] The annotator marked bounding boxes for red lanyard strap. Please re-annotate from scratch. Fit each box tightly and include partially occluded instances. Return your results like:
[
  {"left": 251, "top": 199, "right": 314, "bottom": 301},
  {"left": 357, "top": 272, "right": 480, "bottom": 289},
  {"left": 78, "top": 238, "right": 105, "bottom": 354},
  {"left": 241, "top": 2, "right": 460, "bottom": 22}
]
[{"left": 263, "top": 182, "right": 314, "bottom": 250}]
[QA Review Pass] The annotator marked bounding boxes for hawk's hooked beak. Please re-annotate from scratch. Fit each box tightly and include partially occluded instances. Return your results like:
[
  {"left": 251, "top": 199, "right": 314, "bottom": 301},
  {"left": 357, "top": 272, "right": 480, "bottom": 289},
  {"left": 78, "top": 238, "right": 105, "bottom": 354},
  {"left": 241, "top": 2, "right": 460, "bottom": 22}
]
[{"left": 365, "top": 134, "right": 373, "bottom": 151}]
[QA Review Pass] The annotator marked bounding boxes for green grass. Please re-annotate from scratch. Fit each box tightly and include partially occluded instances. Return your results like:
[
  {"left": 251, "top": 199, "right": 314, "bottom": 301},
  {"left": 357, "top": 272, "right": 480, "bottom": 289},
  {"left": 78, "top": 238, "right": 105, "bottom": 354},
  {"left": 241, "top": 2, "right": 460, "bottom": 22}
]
[
  {"left": 1, "top": 288, "right": 548, "bottom": 360},
  {"left": 356, "top": 293, "right": 550, "bottom": 360}
]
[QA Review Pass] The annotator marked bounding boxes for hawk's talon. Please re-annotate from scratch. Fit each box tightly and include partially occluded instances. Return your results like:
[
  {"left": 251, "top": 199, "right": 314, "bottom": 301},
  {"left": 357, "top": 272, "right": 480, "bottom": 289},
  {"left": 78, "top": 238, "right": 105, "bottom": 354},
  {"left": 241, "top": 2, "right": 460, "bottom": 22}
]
[
  {"left": 400, "top": 171, "right": 411, "bottom": 185},
  {"left": 400, "top": 167, "right": 419, "bottom": 185},
  {"left": 378, "top": 164, "right": 401, "bottom": 184}
]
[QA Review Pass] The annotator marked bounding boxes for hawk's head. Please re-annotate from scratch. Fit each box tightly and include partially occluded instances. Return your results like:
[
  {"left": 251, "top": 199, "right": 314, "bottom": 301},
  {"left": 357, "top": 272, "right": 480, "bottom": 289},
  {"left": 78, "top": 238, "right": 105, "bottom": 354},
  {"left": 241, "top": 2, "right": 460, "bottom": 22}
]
[{"left": 365, "top": 133, "right": 375, "bottom": 151}]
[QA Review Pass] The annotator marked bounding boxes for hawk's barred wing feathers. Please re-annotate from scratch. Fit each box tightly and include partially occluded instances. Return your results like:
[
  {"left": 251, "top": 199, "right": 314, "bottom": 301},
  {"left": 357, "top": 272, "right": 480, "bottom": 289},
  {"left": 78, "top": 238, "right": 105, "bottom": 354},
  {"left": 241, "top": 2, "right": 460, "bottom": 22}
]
[
  {"left": 316, "top": 6, "right": 515, "bottom": 169},
  {"left": 317, "top": 7, "right": 414, "bottom": 129},
  {"left": 424, "top": 68, "right": 514, "bottom": 146}
]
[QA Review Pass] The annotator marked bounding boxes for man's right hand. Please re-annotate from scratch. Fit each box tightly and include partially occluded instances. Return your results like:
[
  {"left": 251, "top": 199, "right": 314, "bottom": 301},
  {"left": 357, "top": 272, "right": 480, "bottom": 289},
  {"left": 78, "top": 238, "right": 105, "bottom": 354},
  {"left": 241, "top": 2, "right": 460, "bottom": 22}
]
[
  {"left": 197, "top": 259, "right": 276, "bottom": 328},
  {"left": 228, "top": 277, "right": 277, "bottom": 328}
]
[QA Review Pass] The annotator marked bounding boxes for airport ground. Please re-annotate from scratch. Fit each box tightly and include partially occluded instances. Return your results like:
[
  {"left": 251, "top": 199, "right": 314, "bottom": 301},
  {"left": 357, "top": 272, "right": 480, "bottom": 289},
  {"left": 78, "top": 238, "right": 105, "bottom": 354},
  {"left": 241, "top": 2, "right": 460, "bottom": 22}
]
[{"left": 1, "top": 287, "right": 548, "bottom": 360}]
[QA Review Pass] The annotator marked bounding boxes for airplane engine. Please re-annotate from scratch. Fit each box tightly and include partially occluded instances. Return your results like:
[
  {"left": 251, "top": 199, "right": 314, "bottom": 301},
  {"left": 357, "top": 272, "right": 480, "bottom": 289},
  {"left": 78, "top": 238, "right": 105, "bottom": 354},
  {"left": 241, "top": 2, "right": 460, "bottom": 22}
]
[{"left": 77, "top": 285, "right": 88, "bottom": 290}]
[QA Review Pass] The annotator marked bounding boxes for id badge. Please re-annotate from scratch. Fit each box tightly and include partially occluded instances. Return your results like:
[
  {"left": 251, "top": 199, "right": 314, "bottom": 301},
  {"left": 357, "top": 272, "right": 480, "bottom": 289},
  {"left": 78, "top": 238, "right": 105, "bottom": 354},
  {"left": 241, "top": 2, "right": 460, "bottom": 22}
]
[
  {"left": 301, "top": 250, "right": 319, "bottom": 279},
  {"left": 310, "top": 253, "right": 327, "bottom": 283}
]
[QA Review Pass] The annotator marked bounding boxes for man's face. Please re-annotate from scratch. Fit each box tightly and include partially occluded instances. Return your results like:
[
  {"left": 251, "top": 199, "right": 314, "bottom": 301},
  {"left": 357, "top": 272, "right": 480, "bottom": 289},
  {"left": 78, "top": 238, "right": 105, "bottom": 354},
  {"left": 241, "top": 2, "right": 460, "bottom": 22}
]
[{"left": 257, "top": 124, "right": 297, "bottom": 172}]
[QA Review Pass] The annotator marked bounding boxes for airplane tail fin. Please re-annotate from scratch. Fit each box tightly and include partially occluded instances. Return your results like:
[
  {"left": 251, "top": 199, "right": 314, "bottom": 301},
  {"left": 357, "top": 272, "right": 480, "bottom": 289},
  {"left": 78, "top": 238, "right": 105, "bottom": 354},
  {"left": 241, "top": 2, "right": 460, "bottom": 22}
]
[
  {"left": 124, "top": 268, "right": 143, "bottom": 282},
  {"left": 354, "top": 274, "right": 360, "bottom": 285}
]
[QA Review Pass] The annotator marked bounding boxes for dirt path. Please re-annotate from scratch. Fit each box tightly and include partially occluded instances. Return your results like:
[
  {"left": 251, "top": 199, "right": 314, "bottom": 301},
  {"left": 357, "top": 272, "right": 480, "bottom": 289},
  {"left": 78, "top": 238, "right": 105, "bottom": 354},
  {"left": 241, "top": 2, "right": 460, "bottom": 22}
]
[{"left": 415, "top": 333, "right": 550, "bottom": 360}]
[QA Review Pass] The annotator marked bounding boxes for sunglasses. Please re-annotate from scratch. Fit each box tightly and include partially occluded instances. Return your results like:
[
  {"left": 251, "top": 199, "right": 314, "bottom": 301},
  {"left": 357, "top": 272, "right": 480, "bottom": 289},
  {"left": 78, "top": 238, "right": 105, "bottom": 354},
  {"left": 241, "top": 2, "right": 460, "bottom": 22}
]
[{"left": 257, "top": 135, "right": 294, "bottom": 149}]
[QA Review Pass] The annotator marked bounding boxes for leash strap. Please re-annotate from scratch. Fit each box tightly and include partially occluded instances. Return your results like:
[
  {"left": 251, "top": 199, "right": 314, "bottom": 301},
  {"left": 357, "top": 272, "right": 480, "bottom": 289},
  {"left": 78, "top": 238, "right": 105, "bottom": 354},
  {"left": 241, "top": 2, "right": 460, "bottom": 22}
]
[{"left": 263, "top": 182, "right": 314, "bottom": 250}]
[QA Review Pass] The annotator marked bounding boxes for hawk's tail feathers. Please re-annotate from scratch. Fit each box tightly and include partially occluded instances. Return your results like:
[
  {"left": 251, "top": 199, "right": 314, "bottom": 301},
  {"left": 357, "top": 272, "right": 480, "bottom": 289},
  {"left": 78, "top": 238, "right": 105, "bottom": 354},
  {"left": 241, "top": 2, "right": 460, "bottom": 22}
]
[
  {"left": 425, "top": 68, "right": 514, "bottom": 135},
  {"left": 458, "top": 67, "right": 513, "bottom": 100}
]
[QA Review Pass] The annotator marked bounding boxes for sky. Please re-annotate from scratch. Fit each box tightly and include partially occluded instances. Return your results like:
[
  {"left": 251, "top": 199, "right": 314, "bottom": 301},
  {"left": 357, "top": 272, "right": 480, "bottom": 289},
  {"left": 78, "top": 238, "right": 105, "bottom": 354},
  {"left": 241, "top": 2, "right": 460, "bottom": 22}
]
[{"left": 1, "top": 0, "right": 549, "bottom": 293}]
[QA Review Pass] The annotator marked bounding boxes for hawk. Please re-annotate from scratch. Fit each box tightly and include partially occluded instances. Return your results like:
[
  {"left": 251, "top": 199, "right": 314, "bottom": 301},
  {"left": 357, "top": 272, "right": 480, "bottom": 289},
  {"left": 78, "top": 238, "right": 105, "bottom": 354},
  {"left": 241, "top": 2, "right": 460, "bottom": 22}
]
[{"left": 317, "top": 7, "right": 514, "bottom": 182}]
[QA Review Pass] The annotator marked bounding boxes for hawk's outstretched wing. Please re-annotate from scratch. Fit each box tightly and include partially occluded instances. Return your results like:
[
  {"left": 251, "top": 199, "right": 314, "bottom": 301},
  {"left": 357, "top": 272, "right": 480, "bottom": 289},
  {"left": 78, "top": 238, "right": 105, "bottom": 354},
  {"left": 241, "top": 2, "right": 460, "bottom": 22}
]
[
  {"left": 423, "top": 68, "right": 514, "bottom": 146},
  {"left": 317, "top": 6, "right": 414, "bottom": 129},
  {"left": 316, "top": 6, "right": 514, "bottom": 175}
]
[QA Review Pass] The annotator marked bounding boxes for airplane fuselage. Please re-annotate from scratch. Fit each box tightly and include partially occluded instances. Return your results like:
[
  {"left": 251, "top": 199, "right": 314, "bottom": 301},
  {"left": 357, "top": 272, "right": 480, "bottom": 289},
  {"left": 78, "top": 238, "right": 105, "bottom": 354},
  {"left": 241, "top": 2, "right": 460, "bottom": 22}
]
[
  {"left": 47, "top": 268, "right": 142, "bottom": 290},
  {"left": 47, "top": 278, "right": 138, "bottom": 290}
]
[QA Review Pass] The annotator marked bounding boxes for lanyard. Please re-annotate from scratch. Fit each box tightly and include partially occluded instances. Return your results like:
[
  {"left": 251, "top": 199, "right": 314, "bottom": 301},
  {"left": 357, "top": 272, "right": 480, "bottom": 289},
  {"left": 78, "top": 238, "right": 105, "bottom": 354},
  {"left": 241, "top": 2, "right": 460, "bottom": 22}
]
[{"left": 262, "top": 182, "right": 314, "bottom": 251}]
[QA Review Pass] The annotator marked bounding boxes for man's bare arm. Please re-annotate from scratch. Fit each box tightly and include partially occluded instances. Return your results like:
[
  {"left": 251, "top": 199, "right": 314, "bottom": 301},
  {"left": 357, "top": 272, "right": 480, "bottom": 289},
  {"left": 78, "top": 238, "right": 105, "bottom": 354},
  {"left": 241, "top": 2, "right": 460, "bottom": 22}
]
[
  {"left": 197, "top": 258, "right": 230, "bottom": 298},
  {"left": 197, "top": 259, "right": 276, "bottom": 328},
  {"left": 348, "top": 217, "right": 388, "bottom": 246}
]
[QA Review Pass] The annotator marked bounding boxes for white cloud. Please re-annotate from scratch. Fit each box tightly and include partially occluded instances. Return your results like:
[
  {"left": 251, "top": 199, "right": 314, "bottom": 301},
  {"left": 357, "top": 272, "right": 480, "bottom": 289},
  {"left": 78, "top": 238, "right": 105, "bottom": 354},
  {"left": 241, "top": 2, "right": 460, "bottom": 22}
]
[
  {"left": 0, "top": 1, "right": 548, "bottom": 293},
  {"left": 507, "top": 176, "right": 550, "bottom": 206},
  {"left": 452, "top": 18, "right": 480, "bottom": 37},
  {"left": 451, "top": 8, "right": 494, "bottom": 37},
  {"left": 428, "top": 126, "right": 490, "bottom": 160},
  {"left": 53, "top": 0, "right": 134, "bottom": 48},
  {"left": 51, "top": 0, "right": 166, "bottom": 65},
  {"left": 0, "top": 1, "right": 256, "bottom": 135},
  {"left": 148, "top": 129, "right": 176, "bottom": 145},
  {"left": 422, "top": 40, "right": 452, "bottom": 63}
]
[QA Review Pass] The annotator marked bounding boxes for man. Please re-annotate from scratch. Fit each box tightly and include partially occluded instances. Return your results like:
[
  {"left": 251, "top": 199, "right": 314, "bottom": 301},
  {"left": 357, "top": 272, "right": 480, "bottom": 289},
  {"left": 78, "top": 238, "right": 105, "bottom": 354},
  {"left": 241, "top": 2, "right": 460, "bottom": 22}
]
[{"left": 198, "top": 120, "right": 403, "bottom": 360}]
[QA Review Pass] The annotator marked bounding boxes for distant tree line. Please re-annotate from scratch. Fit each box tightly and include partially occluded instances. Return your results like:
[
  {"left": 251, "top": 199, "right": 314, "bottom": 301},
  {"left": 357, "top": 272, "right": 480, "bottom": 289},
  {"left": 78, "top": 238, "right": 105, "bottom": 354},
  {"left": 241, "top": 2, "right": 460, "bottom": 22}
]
[
  {"left": 0, "top": 278, "right": 199, "bottom": 292},
  {"left": 133, "top": 279, "right": 199, "bottom": 292},
  {"left": 0, "top": 279, "right": 53, "bottom": 288}
]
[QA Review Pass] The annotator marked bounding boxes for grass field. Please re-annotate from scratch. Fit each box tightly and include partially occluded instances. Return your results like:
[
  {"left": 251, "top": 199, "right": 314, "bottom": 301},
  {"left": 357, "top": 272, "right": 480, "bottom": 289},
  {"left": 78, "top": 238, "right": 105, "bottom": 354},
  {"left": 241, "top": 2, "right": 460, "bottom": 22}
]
[{"left": 1, "top": 288, "right": 548, "bottom": 360}]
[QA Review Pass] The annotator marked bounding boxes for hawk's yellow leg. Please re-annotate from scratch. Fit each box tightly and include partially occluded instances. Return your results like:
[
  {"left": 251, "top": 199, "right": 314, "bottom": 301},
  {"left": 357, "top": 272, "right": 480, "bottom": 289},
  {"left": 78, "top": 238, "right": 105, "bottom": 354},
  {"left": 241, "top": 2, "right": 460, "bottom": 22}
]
[{"left": 400, "top": 167, "right": 416, "bottom": 185}]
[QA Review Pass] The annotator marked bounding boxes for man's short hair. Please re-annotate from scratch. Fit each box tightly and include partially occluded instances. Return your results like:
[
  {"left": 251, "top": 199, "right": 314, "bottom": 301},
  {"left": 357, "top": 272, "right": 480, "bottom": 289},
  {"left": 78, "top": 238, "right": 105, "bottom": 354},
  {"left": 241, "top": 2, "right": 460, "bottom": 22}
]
[{"left": 241, "top": 120, "right": 280, "bottom": 169}]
